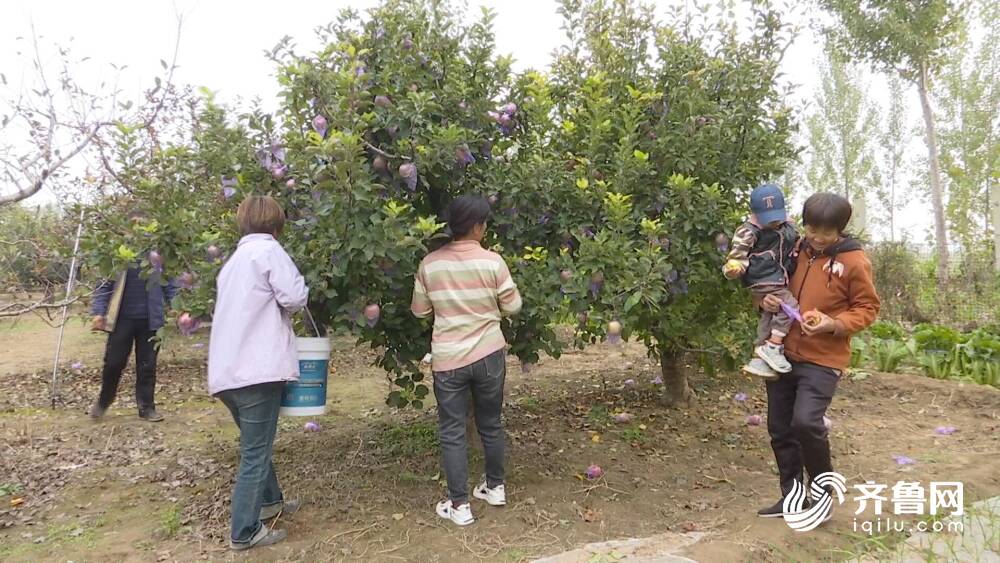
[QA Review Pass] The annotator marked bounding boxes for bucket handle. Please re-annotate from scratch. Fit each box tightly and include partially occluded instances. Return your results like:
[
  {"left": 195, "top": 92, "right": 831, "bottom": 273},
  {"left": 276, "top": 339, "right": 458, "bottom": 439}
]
[{"left": 302, "top": 305, "right": 322, "bottom": 338}]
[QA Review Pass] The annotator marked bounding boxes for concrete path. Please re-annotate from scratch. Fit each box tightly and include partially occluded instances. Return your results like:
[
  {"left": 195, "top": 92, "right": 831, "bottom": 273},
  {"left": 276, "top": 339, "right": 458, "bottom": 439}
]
[
  {"left": 860, "top": 496, "right": 1000, "bottom": 563},
  {"left": 532, "top": 532, "right": 705, "bottom": 563}
]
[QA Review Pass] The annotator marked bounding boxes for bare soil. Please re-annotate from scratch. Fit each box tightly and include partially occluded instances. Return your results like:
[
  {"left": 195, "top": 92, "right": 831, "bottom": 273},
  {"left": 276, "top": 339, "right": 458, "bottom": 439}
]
[{"left": 1, "top": 319, "right": 999, "bottom": 562}]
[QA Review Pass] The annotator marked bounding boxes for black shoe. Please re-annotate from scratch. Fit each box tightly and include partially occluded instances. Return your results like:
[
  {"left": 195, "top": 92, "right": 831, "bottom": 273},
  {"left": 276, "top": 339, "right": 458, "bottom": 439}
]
[
  {"left": 757, "top": 496, "right": 812, "bottom": 518},
  {"left": 757, "top": 498, "right": 786, "bottom": 518},
  {"left": 138, "top": 408, "right": 164, "bottom": 422},
  {"left": 89, "top": 402, "right": 107, "bottom": 419}
]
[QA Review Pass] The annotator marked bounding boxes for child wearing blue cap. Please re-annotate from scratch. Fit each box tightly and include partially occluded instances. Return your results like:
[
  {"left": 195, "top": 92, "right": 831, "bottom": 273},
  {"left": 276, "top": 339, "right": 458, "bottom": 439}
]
[{"left": 723, "top": 183, "right": 800, "bottom": 378}]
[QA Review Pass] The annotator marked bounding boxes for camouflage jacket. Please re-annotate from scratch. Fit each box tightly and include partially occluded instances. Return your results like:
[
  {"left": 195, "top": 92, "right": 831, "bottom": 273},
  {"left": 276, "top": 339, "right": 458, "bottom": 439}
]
[{"left": 725, "top": 221, "right": 799, "bottom": 290}]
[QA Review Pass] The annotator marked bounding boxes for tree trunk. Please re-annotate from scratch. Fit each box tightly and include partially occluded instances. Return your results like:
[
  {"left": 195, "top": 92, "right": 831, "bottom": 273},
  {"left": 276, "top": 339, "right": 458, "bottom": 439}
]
[
  {"left": 889, "top": 160, "right": 896, "bottom": 242},
  {"left": 659, "top": 346, "right": 693, "bottom": 407},
  {"left": 992, "top": 177, "right": 1000, "bottom": 272},
  {"left": 916, "top": 63, "right": 950, "bottom": 286}
]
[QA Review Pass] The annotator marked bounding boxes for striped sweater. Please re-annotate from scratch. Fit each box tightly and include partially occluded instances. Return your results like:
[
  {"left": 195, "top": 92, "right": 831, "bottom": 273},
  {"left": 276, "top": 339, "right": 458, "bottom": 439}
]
[{"left": 411, "top": 240, "right": 523, "bottom": 372}]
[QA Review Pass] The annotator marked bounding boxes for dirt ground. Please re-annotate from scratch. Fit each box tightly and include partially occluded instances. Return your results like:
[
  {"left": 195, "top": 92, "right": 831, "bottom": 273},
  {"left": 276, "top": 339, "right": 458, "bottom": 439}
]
[{"left": 1, "top": 316, "right": 999, "bottom": 562}]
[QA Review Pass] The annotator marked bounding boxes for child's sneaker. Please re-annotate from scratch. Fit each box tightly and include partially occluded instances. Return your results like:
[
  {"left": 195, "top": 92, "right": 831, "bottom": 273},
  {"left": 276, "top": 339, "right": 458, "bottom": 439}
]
[
  {"left": 742, "top": 358, "right": 780, "bottom": 380},
  {"left": 473, "top": 481, "right": 507, "bottom": 506},
  {"left": 756, "top": 342, "right": 792, "bottom": 373},
  {"left": 435, "top": 500, "right": 474, "bottom": 526}
]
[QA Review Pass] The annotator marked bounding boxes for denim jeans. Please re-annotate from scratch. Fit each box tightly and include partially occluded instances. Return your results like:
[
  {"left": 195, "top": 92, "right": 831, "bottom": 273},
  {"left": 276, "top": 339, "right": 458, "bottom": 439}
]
[
  {"left": 217, "top": 382, "right": 285, "bottom": 544},
  {"left": 765, "top": 362, "right": 840, "bottom": 496},
  {"left": 433, "top": 349, "right": 506, "bottom": 504}
]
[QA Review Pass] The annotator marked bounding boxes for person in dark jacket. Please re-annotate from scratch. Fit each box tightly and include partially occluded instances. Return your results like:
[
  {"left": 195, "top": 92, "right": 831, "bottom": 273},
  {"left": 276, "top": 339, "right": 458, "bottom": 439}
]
[
  {"left": 723, "top": 183, "right": 800, "bottom": 378},
  {"left": 89, "top": 222, "right": 177, "bottom": 421}
]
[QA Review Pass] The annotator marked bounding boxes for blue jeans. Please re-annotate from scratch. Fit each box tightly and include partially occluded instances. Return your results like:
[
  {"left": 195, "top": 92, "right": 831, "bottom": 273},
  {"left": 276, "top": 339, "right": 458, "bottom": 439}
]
[
  {"left": 433, "top": 349, "right": 506, "bottom": 504},
  {"left": 217, "top": 382, "right": 285, "bottom": 544}
]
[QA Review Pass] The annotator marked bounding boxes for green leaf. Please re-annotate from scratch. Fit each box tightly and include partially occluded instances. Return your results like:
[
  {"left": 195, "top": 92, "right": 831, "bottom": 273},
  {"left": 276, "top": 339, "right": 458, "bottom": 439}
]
[{"left": 624, "top": 291, "right": 642, "bottom": 313}]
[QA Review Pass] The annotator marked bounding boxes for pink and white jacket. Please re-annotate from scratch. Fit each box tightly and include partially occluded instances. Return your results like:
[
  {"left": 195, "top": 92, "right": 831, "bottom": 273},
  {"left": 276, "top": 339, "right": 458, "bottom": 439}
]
[{"left": 208, "top": 234, "right": 308, "bottom": 395}]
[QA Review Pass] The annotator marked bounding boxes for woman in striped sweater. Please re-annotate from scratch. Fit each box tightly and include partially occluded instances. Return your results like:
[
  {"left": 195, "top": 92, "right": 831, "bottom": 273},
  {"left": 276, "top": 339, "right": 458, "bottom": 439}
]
[{"left": 411, "top": 195, "right": 523, "bottom": 526}]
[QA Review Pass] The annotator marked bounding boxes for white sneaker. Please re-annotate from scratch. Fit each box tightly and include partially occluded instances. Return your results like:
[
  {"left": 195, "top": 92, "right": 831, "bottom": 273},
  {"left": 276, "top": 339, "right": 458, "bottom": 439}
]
[
  {"left": 755, "top": 343, "right": 793, "bottom": 373},
  {"left": 473, "top": 482, "right": 507, "bottom": 506},
  {"left": 742, "top": 358, "right": 779, "bottom": 380},
  {"left": 435, "top": 500, "right": 474, "bottom": 526}
]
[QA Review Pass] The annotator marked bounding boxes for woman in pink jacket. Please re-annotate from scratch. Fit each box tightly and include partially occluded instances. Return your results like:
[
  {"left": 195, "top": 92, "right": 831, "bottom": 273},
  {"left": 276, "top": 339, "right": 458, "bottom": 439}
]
[{"left": 208, "top": 196, "right": 308, "bottom": 551}]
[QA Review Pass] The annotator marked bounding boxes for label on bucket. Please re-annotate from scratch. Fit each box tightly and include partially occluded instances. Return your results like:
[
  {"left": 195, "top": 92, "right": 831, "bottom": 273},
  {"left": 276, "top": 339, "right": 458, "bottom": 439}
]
[{"left": 281, "top": 359, "right": 328, "bottom": 408}]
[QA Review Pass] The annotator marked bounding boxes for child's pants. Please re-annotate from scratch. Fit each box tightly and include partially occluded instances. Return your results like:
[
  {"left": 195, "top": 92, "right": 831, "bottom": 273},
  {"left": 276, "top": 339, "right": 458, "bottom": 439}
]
[{"left": 753, "top": 287, "right": 798, "bottom": 344}]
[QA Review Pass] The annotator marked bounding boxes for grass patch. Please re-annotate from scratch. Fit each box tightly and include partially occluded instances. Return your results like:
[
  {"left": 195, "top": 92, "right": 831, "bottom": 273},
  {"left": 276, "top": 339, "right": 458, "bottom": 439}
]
[
  {"left": 0, "top": 520, "right": 102, "bottom": 559},
  {"left": 586, "top": 405, "right": 611, "bottom": 425},
  {"left": 0, "top": 483, "right": 22, "bottom": 496},
  {"left": 376, "top": 421, "right": 439, "bottom": 457},
  {"left": 158, "top": 504, "right": 183, "bottom": 538},
  {"left": 518, "top": 396, "right": 541, "bottom": 411},
  {"left": 621, "top": 426, "right": 645, "bottom": 444}
]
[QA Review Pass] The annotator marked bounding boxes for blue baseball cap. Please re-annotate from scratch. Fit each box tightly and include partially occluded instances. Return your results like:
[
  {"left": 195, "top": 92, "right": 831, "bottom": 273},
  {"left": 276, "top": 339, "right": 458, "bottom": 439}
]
[{"left": 750, "top": 183, "right": 787, "bottom": 224}]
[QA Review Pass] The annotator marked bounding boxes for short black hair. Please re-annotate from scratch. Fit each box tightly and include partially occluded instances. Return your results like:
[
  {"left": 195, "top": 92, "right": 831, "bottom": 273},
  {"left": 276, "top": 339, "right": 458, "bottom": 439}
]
[
  {"left": 802, "top": 192, "right": 852, "bottom": 232},
  {"left": 445, "top": 195, "right": 491, "bottom": 238}
]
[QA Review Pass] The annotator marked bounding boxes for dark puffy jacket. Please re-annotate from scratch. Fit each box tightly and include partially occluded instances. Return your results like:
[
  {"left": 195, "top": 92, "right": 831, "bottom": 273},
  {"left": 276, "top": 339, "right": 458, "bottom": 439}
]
[
  {"left": 727, "top": 221, "right": 799, "bottom": 289},
  {"left": 90, "top": 267, "right": 178, "bottom": 331}
]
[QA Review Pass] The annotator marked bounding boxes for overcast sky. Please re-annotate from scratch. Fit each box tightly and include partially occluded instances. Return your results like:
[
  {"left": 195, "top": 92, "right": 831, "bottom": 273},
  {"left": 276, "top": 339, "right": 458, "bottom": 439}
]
[{"left": 1, "top": 0, "right": 935, "bottom": 241}]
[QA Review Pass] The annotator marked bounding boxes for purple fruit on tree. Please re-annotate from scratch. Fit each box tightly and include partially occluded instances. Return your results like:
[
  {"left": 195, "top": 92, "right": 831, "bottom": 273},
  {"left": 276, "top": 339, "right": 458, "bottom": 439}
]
[
  {"left": 589, "top": 272, "right": 604, "bottom": 296},
  {"left": 373, "top": 155, "right": 388, "bottom": 173},
  {"left": 374, "top": 95, "right": 392, "bottom": 108},
  {"left": 498, "top": 113, "right": 513, "bottom": 127},
  {"left": 311, "top": 115, "right": 328, "bottom": 137},
  {"left": 364, "top": 303, "right": 381, "bottom": 328},
  {"left": 576, "top": 312, "right": 588, "bottom": 325},
  {"left": 271, "top": 165, "right": 287, "bottom": 180},
  {"left": 715, "top": 232, "right": 730, "bottom": 253},
  {"left": 454, "top": 144, "right": 475, "bottom": 167},
  {"left": 607, "top": 320, "right": 622, "bottom": 344},
  {"left": 178, "top": 271, "right": 196, "bottom": 289},
  {"left": 487, "top": 194, "right": 498, "bottom": 205},
  {"left": 401, "top": 36, "right": 413, "bottom": 49},
  {"left": 286, "top": 179, "right": 296, "bottom": 189},
  {"left": 177, "top": 313, "right": 201, "bottom": 336},
  {"left": 560, "top": 269, "right": 573, "bottom": 283},
  {"left": 502, "top": 102, "right": 517, "bottom": 115},
  {"left": 206, "top": 245, "right": 222, "bottom": 261},
  {"left": 399, "top": 162, "right": 418, "bottom": 191}
]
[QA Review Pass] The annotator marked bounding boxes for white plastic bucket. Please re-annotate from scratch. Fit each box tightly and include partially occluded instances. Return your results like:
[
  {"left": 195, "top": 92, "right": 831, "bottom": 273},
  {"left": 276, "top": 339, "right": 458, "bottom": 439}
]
[{"left": 280, "top": 337, "right": 331, "bottom": 416}]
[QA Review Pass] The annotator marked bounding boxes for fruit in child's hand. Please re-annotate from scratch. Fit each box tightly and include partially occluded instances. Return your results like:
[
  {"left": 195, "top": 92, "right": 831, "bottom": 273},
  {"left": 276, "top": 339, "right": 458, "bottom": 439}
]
[
  {"left": 724, "top": 259, "right": 742, "bottom": 272},
  {"left": 607, "top": 321, "right": 622, "bottom": 335}
]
